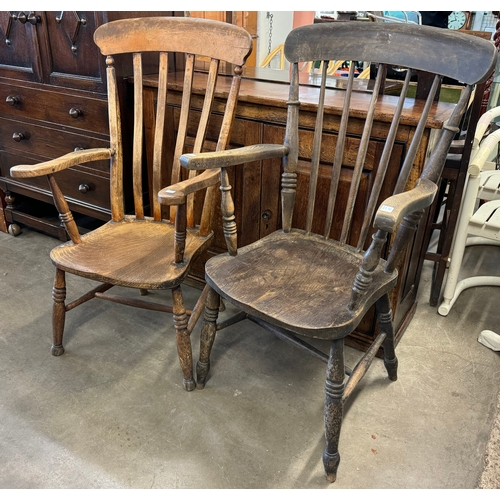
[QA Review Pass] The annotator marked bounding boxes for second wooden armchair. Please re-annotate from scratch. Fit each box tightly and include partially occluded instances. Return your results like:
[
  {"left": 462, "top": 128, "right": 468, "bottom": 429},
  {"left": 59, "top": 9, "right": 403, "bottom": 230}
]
[
  {"left": 9, "top": 17, "right": 253, "bottom": 391},
  {"left": 174, "top": 22, "right": 497, "bottom": 481}
]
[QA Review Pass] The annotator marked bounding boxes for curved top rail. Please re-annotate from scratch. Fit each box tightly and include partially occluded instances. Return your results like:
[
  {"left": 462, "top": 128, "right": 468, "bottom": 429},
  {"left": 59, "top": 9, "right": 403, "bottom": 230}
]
[
  {"left": 94, "top": 17, "right": 253, "bottom": 66},
  {"left": 284, "top": 21, "right": 497, "bottom": 85}
]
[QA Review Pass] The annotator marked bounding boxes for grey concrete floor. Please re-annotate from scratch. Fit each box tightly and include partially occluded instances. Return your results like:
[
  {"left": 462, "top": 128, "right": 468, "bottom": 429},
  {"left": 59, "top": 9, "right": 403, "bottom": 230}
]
[{"left": 0, "top": 226, "right": 499, "bottom": 489}]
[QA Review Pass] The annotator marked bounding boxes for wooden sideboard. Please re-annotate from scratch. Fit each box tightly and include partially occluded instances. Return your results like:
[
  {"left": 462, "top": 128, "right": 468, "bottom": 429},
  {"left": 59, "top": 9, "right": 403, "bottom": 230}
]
[
  {"left": 0, "top": 11, "right": 178, "bottom": 238},
  {"left": 140, "top": 70, "right": 455, "bottom": 352}
]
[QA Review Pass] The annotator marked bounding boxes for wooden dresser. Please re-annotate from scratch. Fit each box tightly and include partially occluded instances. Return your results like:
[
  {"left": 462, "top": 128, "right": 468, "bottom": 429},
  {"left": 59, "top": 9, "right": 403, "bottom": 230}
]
[
  {"left": 140, "top": 70, "right": 456, "bottom": 352},
  {"left": 0, "top": 11, "right": 176, "bottom": 238}
]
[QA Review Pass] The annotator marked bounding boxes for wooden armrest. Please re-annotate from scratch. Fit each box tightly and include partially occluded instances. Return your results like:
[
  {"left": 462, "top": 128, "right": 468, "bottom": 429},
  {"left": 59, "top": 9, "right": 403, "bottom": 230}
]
[
  {"left": 158, "top": 169, "right": 220, "bottom": 206},
  {"left": 374, "top": 178, "right": 437, "bottom": 233},
  {"left": 179, "top": 144, "right": 289, "bottom": 170},
  {"left": 10, "top": 148, "right": 114, "bottom": 178}
]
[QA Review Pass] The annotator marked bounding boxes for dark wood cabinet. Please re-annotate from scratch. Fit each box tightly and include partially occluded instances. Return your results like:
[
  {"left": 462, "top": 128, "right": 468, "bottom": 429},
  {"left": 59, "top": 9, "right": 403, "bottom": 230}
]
[{"left": 0, "top": 11, "right": 177, "bottom": 237}]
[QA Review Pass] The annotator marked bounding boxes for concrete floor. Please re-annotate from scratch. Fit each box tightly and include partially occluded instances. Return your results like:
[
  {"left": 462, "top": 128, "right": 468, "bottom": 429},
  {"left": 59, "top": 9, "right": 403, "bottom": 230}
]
[{"left": 0, "top": 226, "right": 499, "bottom": 489}]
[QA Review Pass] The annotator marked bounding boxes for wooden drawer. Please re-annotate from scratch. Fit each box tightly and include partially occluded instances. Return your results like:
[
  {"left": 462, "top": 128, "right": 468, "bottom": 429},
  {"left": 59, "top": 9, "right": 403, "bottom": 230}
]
[
  {"left": 0, "top": 150, "right": 110, "bottom": 211},
  {"left": 0, "top": 82, "right": 109, "bottom": 134},
  {"left": 0, "top": 117, "right": 110, "bottom": 172}
]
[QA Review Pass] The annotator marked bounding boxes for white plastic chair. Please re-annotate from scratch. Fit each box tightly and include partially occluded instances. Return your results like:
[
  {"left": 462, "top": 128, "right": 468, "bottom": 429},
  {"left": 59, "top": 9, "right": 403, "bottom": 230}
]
[{"left": 438, "top": 108, "right": 500, "bottom": 316}]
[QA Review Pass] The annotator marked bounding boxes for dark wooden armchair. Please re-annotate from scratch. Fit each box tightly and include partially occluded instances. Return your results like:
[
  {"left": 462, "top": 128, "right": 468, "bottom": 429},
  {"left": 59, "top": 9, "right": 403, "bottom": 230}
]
[
  {"left": 173, "top": 22, "right": 497, "bottom": 480},
  {"left": 9, "top": 17, "right": 252, "bottom": 391}
]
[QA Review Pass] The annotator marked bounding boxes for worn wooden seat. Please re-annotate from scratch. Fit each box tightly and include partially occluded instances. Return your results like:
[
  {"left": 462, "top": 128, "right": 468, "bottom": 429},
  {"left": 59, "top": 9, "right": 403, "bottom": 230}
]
[
  {"left": 9, "top": 17, "right": 253, "bottom": 391},
  {"left": 175, "top": 21, "right": 497, "bottom": 481},
  {"left": 206, "top": 229, "right": 397, "bottom": 337},
  {"left": 50, "top": 218, "right": 212, "bottom": 289}
]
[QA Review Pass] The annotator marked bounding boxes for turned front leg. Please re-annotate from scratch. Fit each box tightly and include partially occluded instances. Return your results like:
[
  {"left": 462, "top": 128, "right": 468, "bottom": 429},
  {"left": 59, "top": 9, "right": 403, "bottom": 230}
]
[
  {"left": 52, "top": 268, "right": 66, "bottom": 356},
  {"left": 171, "top": 286, "right": 195, "bottom": 392},
  {"left": 376, "top": 293, "right": 398, "bottom": 381},
  {"left": 196, "top": 287, "right": 220, "bottom": 389},
  {"left": 323, "top": 338, "right": 345, "bottom": 483}
]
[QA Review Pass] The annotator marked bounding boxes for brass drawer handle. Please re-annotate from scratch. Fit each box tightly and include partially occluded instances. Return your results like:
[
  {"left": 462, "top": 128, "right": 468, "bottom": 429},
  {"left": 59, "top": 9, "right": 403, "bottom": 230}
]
[
  {"left": 78, "top": 184, "right": 91, "bottom": 194},
  {"left": 6, "top": 96, "right": 19, "bottom": 106},
  {"left": 12, "top": 132, "right": 25, "bottom": 142},
  {"left": 69, "top": 108, "right": 82, "bottom": 118}
]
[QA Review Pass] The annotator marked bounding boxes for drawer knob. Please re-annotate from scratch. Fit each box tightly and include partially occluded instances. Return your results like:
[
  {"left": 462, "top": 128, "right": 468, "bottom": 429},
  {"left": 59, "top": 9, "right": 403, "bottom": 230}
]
[
  {"left": 17, "top": 12, "right": 27, "bottom": 24},
  {"left": 12, "top": 132, "right": 25, "bottom": 142},
  {"left": 6, "top": 96, "right": 19, "bottom": 106},
  {"left": 69, "top": 108, "right": 82, "bottom": 118},
  {"left": 261, "top": 209, "right": 273, "bottom": 221},
  {"left": 78, "top": 184, "right": 91, "bottom": 194}
]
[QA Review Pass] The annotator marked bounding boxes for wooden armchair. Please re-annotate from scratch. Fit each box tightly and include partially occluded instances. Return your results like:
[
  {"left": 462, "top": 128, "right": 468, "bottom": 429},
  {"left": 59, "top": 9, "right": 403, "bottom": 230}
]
[
  {"left": 175, "top": 22, "right": 497, "bottom": 480},
  {"left": 9, "top": 17, "right": 252, "bottom": 391}
]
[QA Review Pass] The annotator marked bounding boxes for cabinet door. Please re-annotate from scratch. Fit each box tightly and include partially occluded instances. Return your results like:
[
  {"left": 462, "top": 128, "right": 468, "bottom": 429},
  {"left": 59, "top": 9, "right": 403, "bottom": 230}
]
[
  {"left": 38, "top": 11, "right": 106, "bottom": 92},
  {"left": 0, "top": 11, "right": 43, "bottom": 82}
]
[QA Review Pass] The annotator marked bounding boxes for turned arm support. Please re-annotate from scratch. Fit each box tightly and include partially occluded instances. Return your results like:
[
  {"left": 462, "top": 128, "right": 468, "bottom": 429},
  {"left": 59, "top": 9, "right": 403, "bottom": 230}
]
[
  {"left": 177, "top": 144, "right": 288, "bottom": 257},
  {"left": 10, "top": 148, "right": 114, "bottom": 178},
  {"left": 157, "top": 170, "right": 223, "bottom": 264},
  {"left": 179, "top": 144, "right": 289, "bottom": 171},
  {"left": 373, "top": 178, "right": 438, "bottom": 234}
]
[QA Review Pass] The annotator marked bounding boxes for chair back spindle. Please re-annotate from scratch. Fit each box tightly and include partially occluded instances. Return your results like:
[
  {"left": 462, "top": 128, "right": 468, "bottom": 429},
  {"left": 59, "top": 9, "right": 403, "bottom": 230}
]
[
  {"left": 339, "top": 62, "right": 385, "bottom": 245},
  {"left": 132, "top": 52, "right": 144, "bottom": 219},
  {"left": 323, "top": 62, "right": 356, "bottom": 238},
  {"left": 105, "top": 55, "right": 124, "bottom": 222}
]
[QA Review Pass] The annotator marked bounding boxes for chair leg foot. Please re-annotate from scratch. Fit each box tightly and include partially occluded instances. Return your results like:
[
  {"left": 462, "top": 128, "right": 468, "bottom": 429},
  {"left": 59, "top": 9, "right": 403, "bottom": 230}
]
[
  {"left": 323, "top": 451, "right": 340, "bottom": 483},
  {"left": 52, "top": 268, "right": 66, "bottom": 357},
  {"left": 183, "top": 378, "right": 196, "bottom": 391},
  {"left": 196, "top": 360, "right": 210, "bottom": 389},
  {"left": 51, "top": 344, "right": 65, "bottom": 356},
  {"left": 384, "top": 356, "right": 398, "bottom": 381},
  {"left": 196, "top": 287, "right": 220, "bottom": 390}
]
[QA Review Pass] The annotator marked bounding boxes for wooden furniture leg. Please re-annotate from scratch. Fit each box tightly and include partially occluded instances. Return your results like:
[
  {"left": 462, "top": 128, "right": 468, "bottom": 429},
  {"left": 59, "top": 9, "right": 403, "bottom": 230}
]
[
  {"left": 376, "top": 293, "right": 398, "bottom": 381},
  {"left": 196, "top": 286, "right": 220, "bottom": 389},
  {"left": 52, "top": 268, "right": 66, "bottom": 356},
  {"left": 171, "top": 285, "right": 196, "bottom": 391},
  {"left": 323, "top": 338, "right": 345, "bottom": 483},
  {"left": 0, "top": 188, "right": 7, "bottom": 233}
]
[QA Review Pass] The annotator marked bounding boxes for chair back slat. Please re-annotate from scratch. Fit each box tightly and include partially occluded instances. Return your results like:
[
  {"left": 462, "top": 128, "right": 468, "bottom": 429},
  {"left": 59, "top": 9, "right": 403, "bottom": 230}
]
[
  {"left": 151, "top": 51, "right": 170, "bottom": 221},
  {"left": 200, "top": 68, "right": 243, "bottom": 236},
  {"left": 305, "top": 61, "right": 329, "bottom": 235},
  {"left": 392, "top": 74, "right": 442, "bottom": 196},
  {"left": 323, "top": 63, "right": 356, "bottom": 238},
  {"left": 356, "top": 69, "right": 412, "bottom": 251},
  {"left": 132, "top": 52, "right": 144, "bottom": 219},
  {"left": 186, "top": 58, "right": 220, "bottom": 228},
  {"left": 106, "top": 58, "right": 124, "bottom": 221},
  {"left": 339, "top": 63, "right": 385, "bottom": 245}
]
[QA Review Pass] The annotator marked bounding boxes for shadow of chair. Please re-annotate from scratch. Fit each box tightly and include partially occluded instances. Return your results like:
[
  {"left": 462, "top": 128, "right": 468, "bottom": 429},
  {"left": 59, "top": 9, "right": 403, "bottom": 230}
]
[
  {"left": 9, "top": 17, "right": 253, "bottom": 391},
  {"left": 174, "top": 22, "right": 497, "bottom": 480}
]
